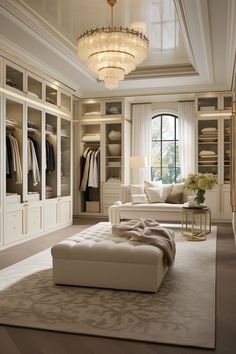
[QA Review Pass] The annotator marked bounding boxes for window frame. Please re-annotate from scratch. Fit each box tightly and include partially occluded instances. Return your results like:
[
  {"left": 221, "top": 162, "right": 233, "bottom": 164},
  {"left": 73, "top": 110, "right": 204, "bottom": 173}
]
[{"left": 151, "top": 113, "right": 180, "bottom": 183}]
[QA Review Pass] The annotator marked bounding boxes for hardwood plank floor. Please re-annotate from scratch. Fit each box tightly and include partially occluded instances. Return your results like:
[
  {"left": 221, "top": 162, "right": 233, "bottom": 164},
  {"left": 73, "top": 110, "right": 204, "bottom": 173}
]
[{"left": 0, "top": 219, "right": 236, "bottom": 354}]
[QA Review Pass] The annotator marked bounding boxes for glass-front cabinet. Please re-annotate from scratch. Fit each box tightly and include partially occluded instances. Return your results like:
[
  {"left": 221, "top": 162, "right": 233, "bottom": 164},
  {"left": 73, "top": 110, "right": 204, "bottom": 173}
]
[
  {"left": 5, "top": 61, "right": 25, "bottom": 94},
  {"left": 197, "top": 119, "right": 218, "bottom": 177},
  {"left": 105, "top": 122, "right": 122, "bottom": 182},
  {"left": 26, "top": 104, "right": 43, "bottom": 201},
  {"left": 45, "top": 112, "right": 58, "bottom": 199},
  {"left": 196, "top": 94, "right": 232, "bottom": 114},
  {"left": 60, "top": 118, "right": 71, "bottom": 197},
  {"left": 26, "top": 73, "right": 43, "bottom": 101},
  {"left": 5, "top": 97, "right": 24, "bottom": 203},
  {"left": 45, "top": 83, "right": 58, "bottom": 106},
  {"left": 223, "top": 119, "right": 230, "bottom": 184}
]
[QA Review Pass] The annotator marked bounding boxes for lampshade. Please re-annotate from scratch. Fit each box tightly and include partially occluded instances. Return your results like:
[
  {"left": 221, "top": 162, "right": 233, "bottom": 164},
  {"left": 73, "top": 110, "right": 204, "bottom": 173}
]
[
  {"left": 130, "top": 156, "right": 147, "bottom": 169},
  {"left": 77, "top": 0, "right": 149, "bottom": 89}
]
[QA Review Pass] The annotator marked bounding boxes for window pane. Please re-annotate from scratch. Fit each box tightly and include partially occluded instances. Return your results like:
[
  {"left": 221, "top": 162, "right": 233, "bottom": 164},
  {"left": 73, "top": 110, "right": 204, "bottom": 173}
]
[
  {"left": 162, "top": 141, "right": 175, "bottom": 167},
  {"left": 162, "top": 115, "right": 175, "bottom": 140},
  {"left": 152, "top": 142, "right": 161, "bottom": 167},
  {"left": 162, "top": 167, "right": 177, "bottom": 183},
  {"left": 151, "top": 167, "right": 161, "bottom": 181},
  {"left": 152, "top": 116, "right": 161, "bottom": 140}
]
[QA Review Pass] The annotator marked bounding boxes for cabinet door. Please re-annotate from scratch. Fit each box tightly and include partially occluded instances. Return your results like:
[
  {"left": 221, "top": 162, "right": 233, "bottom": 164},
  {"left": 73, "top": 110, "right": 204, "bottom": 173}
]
[
  {"left": 26, "top": 72, "right": 43, "bottom": 102},
  {"left": 60, "top": 90, "right": 72, "bottom": 113},
  {"left": 45, "top": 82, "right": 58, "bottom": 106},
  {"left": 221, "top": 187, "right": 232, "bottom": 220},
  {"left": 105, "top": 122, "right": 122, "bottom": 183},
  {"left": 44, "top": 200, "right": 58, "bottom": 230},
  {"left": 59, "top": 197, "right": 72, "bottom": 225},
  {"left": 4, "top": 60, "right": 26, "bottom": 95},
  {"left": 223, "top": 119, "right": 230, "bottom": 184},
  {"left": 205, "top": 188, "right": 220, "bottom": 220},
  {"left": 45, "top": 112, "right": 58, "bottom": 199},
  {"left": 60, "top": 118, "right": 71, "bottom": 197},
  {"left": 197, "top": 119, "right": 218, "bottom": 177},
  {"left": 27, "top": 104, "right": 43, "bottom": 201},
  {"left": 5, "top": 96, "right": 25, "bottom": 202},
  {"left": 27, "top": 203, "right": 43, "bottom": 235},
  {"left": 196, "top": 95, "right": 219, "bottom": 113}
]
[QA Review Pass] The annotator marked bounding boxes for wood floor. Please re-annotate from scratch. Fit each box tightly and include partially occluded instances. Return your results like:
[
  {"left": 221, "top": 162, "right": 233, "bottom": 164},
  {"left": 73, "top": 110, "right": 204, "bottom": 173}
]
[{"left": 0, "top": 219, "right": 236, "bottom": 354}]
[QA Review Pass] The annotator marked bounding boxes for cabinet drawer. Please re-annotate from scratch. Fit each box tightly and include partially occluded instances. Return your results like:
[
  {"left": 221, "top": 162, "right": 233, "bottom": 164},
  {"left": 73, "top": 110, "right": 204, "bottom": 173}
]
[{"left": 5, "top": 210, "right": 23, "bottom": 244}]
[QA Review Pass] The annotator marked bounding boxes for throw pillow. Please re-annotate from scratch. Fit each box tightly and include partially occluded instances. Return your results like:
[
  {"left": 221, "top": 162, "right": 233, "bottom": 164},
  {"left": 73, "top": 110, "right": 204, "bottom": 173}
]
[
  {"left": 161, "top": 184, "right": 173, "bottom": 201},
  {"left": 166, "top": 192, "right": 183, "bottom": 204},
  {"left": 145, "top": 186, "right": 164, "bottom": 203},
  {"left": 144, "top": 180, "right": 162, "bottom": 188},
  {"left": 131, "top": 194, "right": 147, "bottom": 204}
]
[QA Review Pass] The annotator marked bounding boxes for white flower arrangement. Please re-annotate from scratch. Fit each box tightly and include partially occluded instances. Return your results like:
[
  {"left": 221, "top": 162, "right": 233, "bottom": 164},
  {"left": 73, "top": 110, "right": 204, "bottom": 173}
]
[{"left": 183, "top": 173, "right": 217, "bottom": 204}]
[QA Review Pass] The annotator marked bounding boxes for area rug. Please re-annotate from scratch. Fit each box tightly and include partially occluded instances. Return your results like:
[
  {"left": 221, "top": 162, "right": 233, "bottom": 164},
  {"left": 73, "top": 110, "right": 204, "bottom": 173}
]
[{"left": 0, "top": 225, "right": 217, "bottom": 348}]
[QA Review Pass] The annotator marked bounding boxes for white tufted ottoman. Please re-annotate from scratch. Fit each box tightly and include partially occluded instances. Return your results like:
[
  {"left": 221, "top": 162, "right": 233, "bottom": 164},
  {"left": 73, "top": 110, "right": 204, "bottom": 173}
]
[{"left": 51, "top": 222, "right": 169, "bottom": 292}]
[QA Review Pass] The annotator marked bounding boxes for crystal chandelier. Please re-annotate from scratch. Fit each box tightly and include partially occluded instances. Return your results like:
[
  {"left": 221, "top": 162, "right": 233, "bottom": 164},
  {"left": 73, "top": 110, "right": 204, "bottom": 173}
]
[{"left": 77, "top": 0, "right": 149, "bottom": 89}]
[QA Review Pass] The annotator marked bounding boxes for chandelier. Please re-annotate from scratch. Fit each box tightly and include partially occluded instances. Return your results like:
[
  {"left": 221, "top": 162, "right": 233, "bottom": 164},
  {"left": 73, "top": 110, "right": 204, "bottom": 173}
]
[{"left": 77, "top": 0, "right": 149, "bottom": 89}]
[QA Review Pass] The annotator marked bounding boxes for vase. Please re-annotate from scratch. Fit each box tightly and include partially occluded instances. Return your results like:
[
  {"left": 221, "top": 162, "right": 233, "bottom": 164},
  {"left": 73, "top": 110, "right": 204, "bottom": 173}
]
[{"left": 194, "top": 189, "right": 206, "bottom": 205}]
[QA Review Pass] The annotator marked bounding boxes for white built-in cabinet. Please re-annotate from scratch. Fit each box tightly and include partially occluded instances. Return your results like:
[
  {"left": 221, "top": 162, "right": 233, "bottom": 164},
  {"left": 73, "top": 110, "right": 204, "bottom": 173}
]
[
  {"left": 0, "top": 52, "right": 73, "bottom": 249},
  {"left": 196, "top": 94, "right": 232, "bottom": 221},
  {"left": 73, "top": 98, "right": 131, "bottom": 217}
]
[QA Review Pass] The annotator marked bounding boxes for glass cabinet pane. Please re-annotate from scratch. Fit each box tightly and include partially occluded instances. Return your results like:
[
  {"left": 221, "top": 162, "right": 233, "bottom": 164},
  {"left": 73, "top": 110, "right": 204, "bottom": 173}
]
[
  {"left": 198, "top": 97, "right": 218, "bottom": 111},
  {"left": 223, "top": 96, "right": 232, "bottom": 111},
  {"left": 61, "top": 93, "right": 71, "bottom": 112},
  {"left": 224, "top": 119, "right": 230, "bottom": 184},
  {"left": 6, "top": 99, "right": 24, "bottom": 202},
  {"left": 27, "top": 106, "right": 42, "bottom": 201},
  {"left": 27, "top": 76, "right": 42, "bottom": 100},
  {"left": 6, "top": 65, "right": 24, "bottom": 92},
  {"left": 46, "top": 85, "right": 57, "bottom": 105},
  {"left": 106, "top": 123, "right": 122, "bottom": 182},
  {"left": 45, "top": 113, "right": 57, "bottom": 198},
  {"left": 198, "top": 119, "right": 218, "bottom": 177},
  {"left": 61, "top": 119, "right": 71, "bottom": 196}
]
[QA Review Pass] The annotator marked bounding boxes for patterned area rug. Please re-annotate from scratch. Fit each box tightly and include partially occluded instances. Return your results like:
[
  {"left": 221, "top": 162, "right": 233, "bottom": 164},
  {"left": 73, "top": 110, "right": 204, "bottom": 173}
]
[{"left": 0, "top": 225, "right": 216, "bottom": 348}]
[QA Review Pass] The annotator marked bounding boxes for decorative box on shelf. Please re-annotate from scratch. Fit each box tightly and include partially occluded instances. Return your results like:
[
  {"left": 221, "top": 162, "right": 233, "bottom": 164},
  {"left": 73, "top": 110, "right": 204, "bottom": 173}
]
[{"left": 86, "top": 201, "right": 100, "bottom": 213}]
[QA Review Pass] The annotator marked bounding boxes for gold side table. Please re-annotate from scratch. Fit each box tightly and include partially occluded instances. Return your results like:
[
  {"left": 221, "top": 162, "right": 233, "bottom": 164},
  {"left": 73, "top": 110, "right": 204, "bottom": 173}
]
[{"left": 181, "top": 207, "right": 211, "bottom": 241}]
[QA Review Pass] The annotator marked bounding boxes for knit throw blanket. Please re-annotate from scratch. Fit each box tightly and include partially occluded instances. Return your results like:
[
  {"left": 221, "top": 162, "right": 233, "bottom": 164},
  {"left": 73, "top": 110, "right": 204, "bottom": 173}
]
[{"left": 112, "top": 219, "right": 176, "bottom": 267}]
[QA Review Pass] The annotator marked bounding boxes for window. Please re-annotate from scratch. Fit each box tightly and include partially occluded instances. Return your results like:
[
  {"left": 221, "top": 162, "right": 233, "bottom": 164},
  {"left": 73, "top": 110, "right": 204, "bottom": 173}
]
[{"left": 151, "top": 113, "right": 180, "bottom": 183}]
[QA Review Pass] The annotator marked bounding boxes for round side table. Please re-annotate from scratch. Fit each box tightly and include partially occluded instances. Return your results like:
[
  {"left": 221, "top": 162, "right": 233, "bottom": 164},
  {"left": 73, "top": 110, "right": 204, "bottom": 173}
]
[{"left": 181, "top": 207, "right": 211, "bottom": 241}]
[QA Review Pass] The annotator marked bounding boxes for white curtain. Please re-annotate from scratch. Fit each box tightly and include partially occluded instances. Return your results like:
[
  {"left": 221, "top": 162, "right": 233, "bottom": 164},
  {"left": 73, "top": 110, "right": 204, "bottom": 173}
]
[
  {"left": 131, "top": 104, "right": 152, "bottom": 183},
  {"left": 178, "top": 101, "right": 196, "bottom": 178}
]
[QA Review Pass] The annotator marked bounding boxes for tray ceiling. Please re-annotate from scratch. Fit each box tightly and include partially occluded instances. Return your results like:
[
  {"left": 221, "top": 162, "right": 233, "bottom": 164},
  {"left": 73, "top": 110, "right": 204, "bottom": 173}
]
[{"left": 0, "top": 0, "right": 235, "bottom": 98}]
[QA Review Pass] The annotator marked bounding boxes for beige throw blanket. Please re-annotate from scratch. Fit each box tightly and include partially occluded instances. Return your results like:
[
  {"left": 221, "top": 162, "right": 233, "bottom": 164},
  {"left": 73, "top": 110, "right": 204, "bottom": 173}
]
[{"left": 112, "top": 219, "right": 176, "bottom": 267}]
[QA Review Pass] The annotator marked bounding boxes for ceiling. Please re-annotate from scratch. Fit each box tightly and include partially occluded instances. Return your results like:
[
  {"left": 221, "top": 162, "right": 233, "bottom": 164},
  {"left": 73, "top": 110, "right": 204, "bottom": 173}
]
[{"left": 0, "top": 0, "right": 236, "bottom": 99}]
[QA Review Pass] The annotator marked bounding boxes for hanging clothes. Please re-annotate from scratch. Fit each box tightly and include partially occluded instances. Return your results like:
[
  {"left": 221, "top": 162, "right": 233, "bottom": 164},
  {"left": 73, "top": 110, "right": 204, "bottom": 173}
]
[
  {"left": 46, "top": 140, "right": 55, "bottom": 174},
  {"left": 80, "top": 147, "right": 100, "bottom": 191},
  {"left": 6, "top": 133, "right": 22, "bottom": 184},
  {"left": 28, "top": 138, "right": 40, "bottom": 186},
  {"left": 88, "top": 149, "right": 99, "bottom": 188}
]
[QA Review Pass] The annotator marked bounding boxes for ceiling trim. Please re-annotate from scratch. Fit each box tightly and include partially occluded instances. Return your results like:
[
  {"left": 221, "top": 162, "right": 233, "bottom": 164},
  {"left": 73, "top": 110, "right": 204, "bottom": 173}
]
[{"left": 126, "top": 63, "right": 197, "bottom": 79}]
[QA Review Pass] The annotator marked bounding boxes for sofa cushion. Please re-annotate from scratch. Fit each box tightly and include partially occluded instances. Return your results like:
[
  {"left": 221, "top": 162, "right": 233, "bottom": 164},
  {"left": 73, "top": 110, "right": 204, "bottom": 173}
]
[
  {"left": 130, "top": 184, "right": 145, "bottom": 195},
  {"left": 131, "top": 194, "right": 147, "bottom": 204}
]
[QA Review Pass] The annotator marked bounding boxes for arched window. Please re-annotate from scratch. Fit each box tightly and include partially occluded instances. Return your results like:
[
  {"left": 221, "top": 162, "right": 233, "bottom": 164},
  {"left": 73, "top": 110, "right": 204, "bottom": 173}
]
[{"left": 151, "top": 113, "right": 180, "bottom": 183}]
